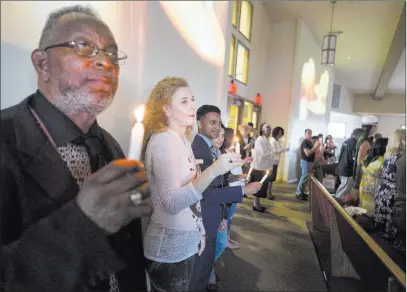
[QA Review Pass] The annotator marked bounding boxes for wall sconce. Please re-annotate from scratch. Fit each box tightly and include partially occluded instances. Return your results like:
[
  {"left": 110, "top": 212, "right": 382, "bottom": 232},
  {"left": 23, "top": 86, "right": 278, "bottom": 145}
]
[
  {"left": 255, "top": 93, "right": 262, "bottom": 105},
  {"left": 229, "top": 80, "right": 237, "bottom": 95}
]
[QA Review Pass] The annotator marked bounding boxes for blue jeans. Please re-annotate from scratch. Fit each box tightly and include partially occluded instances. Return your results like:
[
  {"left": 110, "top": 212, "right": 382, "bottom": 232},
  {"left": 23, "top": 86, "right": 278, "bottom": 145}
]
[
  {"left": 208, "top": 229, "right": 228, "bottom": 283},
  {"left": 296, "top": 159, "right": 313, "bottom": 195},
  {"left": 227, "top": 203, "right": 237, "bottom": 231}
]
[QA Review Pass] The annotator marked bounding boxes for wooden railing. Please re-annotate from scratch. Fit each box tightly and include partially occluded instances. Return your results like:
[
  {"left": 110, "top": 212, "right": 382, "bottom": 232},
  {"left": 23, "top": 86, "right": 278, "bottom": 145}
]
[{"left": 309, "top": 175, "right": 406, "bottom": 290}]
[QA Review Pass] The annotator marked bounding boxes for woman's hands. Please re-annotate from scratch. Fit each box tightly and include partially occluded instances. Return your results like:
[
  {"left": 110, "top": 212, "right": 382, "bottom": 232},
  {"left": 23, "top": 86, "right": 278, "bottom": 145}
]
[
  {"left": 198, "top": 234, "right": 206, "bottom": 256},
  {"left": 211, "top": 153, "right": 245, "bottom": 176}
]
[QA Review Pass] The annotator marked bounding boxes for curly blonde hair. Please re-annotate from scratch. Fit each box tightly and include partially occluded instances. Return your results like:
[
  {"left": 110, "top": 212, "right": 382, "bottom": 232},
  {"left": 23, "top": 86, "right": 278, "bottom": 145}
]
[
  {"left": 385, "top": 128, "right": 406, "bottom": 158},
  {"left": 141, "top": 77, "right": 189, "bottom": 161}
]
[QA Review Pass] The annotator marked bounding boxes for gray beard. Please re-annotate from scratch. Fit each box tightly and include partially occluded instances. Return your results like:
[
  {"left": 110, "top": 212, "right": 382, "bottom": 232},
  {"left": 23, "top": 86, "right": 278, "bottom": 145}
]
[{"left": 56, "top": 85, "right": 114, "bottom": 117}]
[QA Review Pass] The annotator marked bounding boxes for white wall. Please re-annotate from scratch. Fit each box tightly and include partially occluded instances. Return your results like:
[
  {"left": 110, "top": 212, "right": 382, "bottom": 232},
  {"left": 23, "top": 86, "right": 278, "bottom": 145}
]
[
  {"left": 377, "top": 115, "right": 406, "bottom": 137},
  {"left": 284, "top": 20, "right": 335, "bottom": 182},
  {"left": 262, "top": 21, "right": 297, "bottom": 181},
  {"left": 335, "top": 84, "right": 355, "bottom": 115},
  {"left": 1, "top": 1, "right": 230, "bottom": 153}
]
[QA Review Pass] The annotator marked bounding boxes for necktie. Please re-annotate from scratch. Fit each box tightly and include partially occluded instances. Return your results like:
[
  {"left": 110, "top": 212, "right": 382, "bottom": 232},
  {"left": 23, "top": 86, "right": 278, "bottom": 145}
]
[
  {"left": 72, "top": 134, "right": 107, "bottom": 173},
  {"left": 210, "top": 146, "right": 218, "bottom": 160},
  {"left": 71, "top": 135, "right": 119, "bottom": 292}
]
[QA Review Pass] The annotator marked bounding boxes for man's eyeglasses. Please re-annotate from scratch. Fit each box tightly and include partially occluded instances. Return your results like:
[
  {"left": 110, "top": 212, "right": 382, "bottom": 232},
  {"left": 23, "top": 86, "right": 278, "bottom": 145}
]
[{"left": 43, "top": 40, "right": 127, "bottom": 65}]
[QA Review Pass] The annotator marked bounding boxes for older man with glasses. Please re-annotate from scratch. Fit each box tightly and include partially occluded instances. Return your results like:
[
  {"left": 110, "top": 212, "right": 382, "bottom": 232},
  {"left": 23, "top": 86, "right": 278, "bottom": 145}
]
[{"left": 0, "top": 5, "right": 151, "bottom": 292}]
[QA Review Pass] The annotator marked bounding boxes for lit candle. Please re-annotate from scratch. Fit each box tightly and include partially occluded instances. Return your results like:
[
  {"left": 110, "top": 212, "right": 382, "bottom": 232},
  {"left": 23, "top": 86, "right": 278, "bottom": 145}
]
[
  {"left": 234, "top": 137, "right": 240, "bottom": 154},
  {"left": 260, "top": 170, "right": 270, "bottom": 184},
  {"left": 246, "top": 167, "right": 253, "bottom": 182},
  {"left": 128, "top": 104, "right": 145, "bottom": 160},
  {"left": 247, "top": 167, "right": 253, "bottom": 178}
]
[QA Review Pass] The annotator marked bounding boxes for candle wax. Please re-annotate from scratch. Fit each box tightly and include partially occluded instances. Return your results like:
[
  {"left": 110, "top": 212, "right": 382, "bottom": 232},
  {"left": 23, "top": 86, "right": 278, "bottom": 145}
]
[{"left": 128, "top": 122, "right": 145, "bottom": 160}]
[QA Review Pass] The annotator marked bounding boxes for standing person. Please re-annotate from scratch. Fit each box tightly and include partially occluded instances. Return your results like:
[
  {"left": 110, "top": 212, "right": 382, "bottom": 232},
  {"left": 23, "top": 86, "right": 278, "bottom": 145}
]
[
  {"left": 268, "top": 126, "right": 289, "bottom": 200},
  {"left": 221, "top": 128, "right": 242, "bottom": 250},
  {"left": 374, "top": 129, "right": 406, "bottom": 251},
  {"left": 334, "top": 128, "right": 364, "bottom": 202},
  {"left": 373, "top": 133, "right": 383, "bottom": 143},
  {"left": 359, "top": 138, "right": 388, "bottom": 216},
  {"left": 296, "top": 129, "right": 319, "bottom": 200},
  {"left": 248, "top": 122, "right": 257, "bottom": 141},
  {"left": 236, "top": 124, "right": 253, "bottom": 159},
  {"left": 189, "top": 105, "right": 261, "bottom": 292},
  {"left": 207, "top": 127, "right": 228, "bottom": 291},
  {"left": 324, "top": 135, "right": 337, "bottom": 162},
  {"left": 311, "top": 135, "right": 327, "bottom": 182},
  {"left": 393, "top": 151, "right": 406, "bottom": 249},
  {"left": 142, "top": 78, "right": 245, "bottom": 292},
  {"left": 353, "top": 117, "right": 378, "bottom": 191},
  {"left": 0, "top": 5, "right": 153, "bottom": 292},
  {"left": 250, "top": 123, "right": 274, "bottom": 211}
]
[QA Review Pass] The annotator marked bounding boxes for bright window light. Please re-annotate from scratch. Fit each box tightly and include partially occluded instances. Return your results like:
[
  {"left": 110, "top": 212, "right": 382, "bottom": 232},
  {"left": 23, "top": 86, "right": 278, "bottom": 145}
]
[
  {"left": 238, "top": 1, "right": 253, "bottom": 40},
  {"left": 235, "top": 41, "right": 249, "bottom": 84},
  {"left": 328, "top": 122, "right": 346, "bottom": 139}
]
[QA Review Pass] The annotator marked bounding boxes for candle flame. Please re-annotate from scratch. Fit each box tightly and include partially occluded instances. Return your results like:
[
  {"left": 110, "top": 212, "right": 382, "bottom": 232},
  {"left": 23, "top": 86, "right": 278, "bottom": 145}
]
[
  {"left": 234, "top": 137, "right": 239, "bottom": 143},
  {"left": 134, "top": 104, "right": 145, "bottom": 123}
]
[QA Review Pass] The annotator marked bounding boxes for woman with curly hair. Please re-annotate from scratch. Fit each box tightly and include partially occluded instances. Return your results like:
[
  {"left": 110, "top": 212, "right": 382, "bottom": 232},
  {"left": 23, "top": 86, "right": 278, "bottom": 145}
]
[{"left": 142, "top": 77, "right": 245, "bottom": 291}]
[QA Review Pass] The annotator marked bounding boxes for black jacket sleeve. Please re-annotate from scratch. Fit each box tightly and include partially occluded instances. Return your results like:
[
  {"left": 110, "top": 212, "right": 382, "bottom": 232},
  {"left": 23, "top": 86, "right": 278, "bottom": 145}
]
[{"left": 0, "top": 139, "right": 124, "bottom": 292}]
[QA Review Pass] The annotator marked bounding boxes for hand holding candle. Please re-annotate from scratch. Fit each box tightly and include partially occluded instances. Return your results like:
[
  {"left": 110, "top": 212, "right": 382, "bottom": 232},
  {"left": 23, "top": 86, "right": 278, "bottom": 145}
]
[
  {"left": 128, "top": 104, "right": 145, "bottom": 160},
  {"left": 260, "top": 170, "right": 270, "bottom": 184}
]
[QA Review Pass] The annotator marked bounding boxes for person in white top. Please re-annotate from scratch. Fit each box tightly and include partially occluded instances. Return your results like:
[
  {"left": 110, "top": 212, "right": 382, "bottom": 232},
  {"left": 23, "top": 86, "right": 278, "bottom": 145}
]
[
  {"left": 142, "top": 77, "right": 245, "bottom": 292},
  {"left": 250, "top": 122, "right": 274, "bottom": 212},
  {"left": 268, "top": 126, "right": 290, "bottom": 200}
]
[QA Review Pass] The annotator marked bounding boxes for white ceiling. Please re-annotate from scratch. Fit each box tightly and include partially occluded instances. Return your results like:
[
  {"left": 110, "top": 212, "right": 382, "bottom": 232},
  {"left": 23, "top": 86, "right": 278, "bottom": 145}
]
[
  {"left": 388, "top": 48, "right": 405, "bottom": 93},
  {"left": 264, "top": 0, "right": 406, "bottom": 95}
]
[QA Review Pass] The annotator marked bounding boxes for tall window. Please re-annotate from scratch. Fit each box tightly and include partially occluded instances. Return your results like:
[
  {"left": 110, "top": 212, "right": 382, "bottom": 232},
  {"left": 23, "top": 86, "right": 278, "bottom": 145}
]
[
  {"left": 228, "top": 0, "right": 253, "bottom": 85},
  {"left": 235, "top": 42, "right": 249, "bottom": 84},
  {"left": 232, "top": 0, "right": 239, "bottom": 27},
  {"left": 239, "top": 1, "right": 253, "bottom": 41},
  {"left": 228, "top": 36, "right": 236, "bottom": 76}
]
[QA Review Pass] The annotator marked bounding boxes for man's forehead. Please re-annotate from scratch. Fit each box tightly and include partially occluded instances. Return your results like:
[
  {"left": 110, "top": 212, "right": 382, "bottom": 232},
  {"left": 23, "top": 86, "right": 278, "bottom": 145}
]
[
  {"left": 205, "top": 112, "right": 221, "bottom": 120},
  {"left": 55, "top": 14, "right": 115, "bottom": 44}
]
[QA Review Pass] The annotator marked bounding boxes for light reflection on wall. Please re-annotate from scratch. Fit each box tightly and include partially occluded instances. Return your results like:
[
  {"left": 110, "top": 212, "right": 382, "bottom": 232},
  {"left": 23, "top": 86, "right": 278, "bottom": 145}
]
[
  {"left": 308, "top": 70, "right": 329, "bottom": 115},
  {"left": 159, "top": 1, "right": 225, "bottom": 67},
  {"left": 299, "top": 58, "right": 315, "bottom": 120}
]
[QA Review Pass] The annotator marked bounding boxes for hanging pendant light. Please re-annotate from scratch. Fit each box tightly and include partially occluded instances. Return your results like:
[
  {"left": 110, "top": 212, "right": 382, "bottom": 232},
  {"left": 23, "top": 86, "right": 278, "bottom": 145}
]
[{"left": 321, "top": 1, "right": 337, "bottom": 66}]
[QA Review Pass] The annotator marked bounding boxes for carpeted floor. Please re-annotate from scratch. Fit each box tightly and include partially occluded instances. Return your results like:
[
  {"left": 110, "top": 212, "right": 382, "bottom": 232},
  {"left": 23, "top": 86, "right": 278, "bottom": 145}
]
[{"left": 215, "top": 183, "right": 328, "bottom": 291}]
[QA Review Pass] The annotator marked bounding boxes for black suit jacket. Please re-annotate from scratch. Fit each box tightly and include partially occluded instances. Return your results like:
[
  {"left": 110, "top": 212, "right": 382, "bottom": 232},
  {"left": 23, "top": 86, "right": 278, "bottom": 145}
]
[
  {"left": 335, "top": 137, "right": 357, "bottom": 177},
  {"left": 0, "top": 95, "right": 146, "bottom": 292},
  {"left": 191, "top": 134, "right": 243, "bottom": 235},
  {"left": 189, "top": 134, "right": 243, "bottom": 292}
]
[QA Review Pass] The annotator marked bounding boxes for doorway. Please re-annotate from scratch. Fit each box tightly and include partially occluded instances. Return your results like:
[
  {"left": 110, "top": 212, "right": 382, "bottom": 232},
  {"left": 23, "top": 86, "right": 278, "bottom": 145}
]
[{"left": 226, "top": 94, "right": 261, "bottom": 133}]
